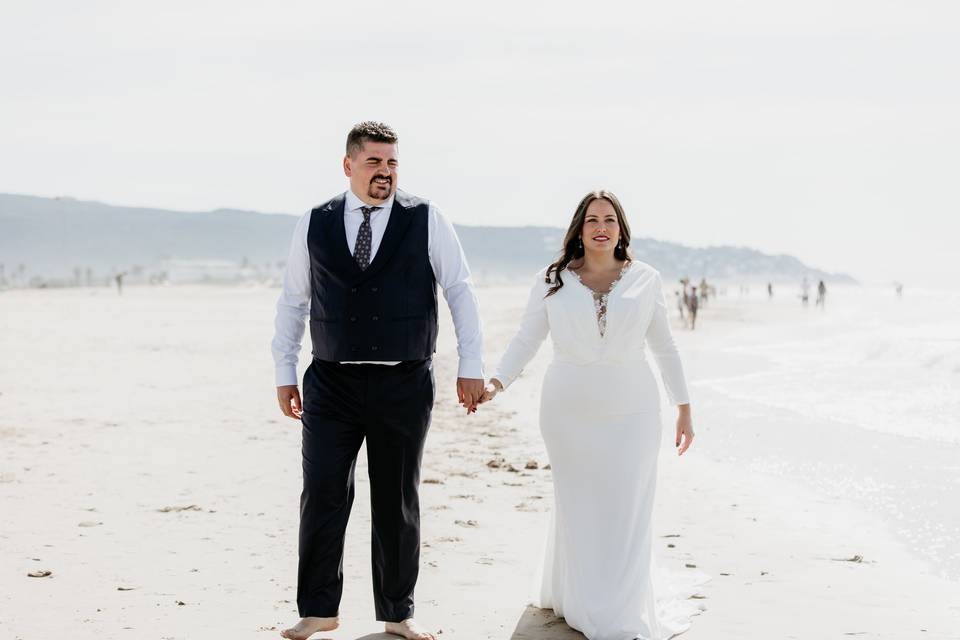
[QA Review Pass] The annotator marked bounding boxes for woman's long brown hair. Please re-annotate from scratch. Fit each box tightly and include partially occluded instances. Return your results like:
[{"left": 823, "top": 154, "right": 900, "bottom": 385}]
[{"left": 544, "top": 190, "right": 633, "bottom": 297}]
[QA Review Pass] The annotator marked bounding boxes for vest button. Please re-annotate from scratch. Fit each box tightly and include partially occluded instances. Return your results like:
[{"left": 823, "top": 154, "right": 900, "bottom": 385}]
[
  {"left": 350, "top": 316, "right": 357, "bottom": 322},
  {"left": 351, "top": 287, "right": 358, "bottom": 293},
  {"left": 371, "top": 315, "right": 379, "bottom": 321},
  {"left": 371, "top": 346, "right": 379, "bottom": 351},
  {"left": 371, "top": 286, "right": 379, "bottom": 292}
]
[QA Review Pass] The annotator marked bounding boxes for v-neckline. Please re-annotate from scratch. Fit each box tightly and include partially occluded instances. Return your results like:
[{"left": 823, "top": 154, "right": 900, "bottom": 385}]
[
  {"left": 567, "top": 261, "right": 632, "bottom": 339},
  {"left": 567, "top": 260, "right": 631, "bottom": 297}
]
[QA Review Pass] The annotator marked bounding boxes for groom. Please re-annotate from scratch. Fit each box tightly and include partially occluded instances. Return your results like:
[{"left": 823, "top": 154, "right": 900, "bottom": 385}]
[{"left": 271, "top": 121, "right": 485, "bottom": 640}]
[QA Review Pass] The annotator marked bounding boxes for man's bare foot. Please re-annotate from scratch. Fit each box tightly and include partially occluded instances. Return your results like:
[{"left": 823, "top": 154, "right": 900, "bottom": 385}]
[
  {"left": 280, "top": 616, "right": 339, "bottom": 640},
  {"left": 384, "top": 618, "right": 437, "bottom": 640}
]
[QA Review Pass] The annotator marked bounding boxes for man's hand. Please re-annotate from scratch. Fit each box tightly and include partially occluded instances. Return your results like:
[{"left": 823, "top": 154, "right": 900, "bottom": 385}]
[
  {"left": 456, "top": 377, "right": 484, "bottom": 415},
  {"left": 277, "top": 385, "right": 303, "bottom": 420}
]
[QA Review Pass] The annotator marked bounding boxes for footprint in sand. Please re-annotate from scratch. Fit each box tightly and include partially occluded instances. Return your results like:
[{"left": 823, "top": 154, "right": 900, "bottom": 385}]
[
  {"left": 157, "top": 504, "right": 204, "bottom": 513},
  {"left": 455, "top": 519, "right": 479, "bottom": 528}
]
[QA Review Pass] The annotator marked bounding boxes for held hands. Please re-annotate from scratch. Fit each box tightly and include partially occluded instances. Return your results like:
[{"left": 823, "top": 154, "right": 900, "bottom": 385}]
[
  {"left": 457, "top": 377, "right": 503, "bottom": 414},
  {"left": 457, "top": 377, "right": 485, "bottom": 415},
  {"left": 675, "top": 404, "right": 695, "bottom": 456},
  {"left": 469, "top": 378, "right": 502, "bottom": 411},
  {"left": 480, "top": 378, "right": 502, "bottom": 404},
  {"left": 277, "top": 385, "right": 303, "bottom": 420}
]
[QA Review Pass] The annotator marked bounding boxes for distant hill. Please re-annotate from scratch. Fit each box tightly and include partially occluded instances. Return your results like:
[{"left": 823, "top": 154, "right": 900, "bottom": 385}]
[{"left": 0, "top": 193, "right": 856, "bottom": 286}]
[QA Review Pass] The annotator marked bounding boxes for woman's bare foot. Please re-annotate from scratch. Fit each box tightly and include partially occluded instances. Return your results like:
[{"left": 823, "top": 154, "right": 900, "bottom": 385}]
[
  {"left": 384, "top": 618, "right": 437, "bottom": 640},
  {"left": 280, "top": 616, "right": 339, "bottom": 640}
]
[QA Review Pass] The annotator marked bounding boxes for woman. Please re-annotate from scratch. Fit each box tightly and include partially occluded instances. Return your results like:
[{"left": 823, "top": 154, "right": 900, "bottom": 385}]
[{"left": 481, "top": 191, "right": 706, "bottom": 640}]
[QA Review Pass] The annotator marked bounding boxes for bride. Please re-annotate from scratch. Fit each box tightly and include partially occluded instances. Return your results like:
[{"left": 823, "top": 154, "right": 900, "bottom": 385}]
[{"left": 480, "top": 191, "right": 705, "bottom": 640}]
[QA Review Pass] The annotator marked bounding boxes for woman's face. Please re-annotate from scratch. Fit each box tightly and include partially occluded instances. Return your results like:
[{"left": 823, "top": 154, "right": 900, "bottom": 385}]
[{"left": 581, "top": 198, "right": 620, "bottom": 253}]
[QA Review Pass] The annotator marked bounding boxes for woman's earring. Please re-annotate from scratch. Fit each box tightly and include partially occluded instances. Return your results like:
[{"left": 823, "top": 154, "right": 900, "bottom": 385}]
[{"left": 578, "top": 237, "right": 583, "bottom": 250}]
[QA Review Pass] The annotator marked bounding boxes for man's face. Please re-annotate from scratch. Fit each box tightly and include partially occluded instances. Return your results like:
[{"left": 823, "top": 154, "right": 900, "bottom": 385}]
[{"left": 343, "top": 140, "right": 398, "bottom": 204}]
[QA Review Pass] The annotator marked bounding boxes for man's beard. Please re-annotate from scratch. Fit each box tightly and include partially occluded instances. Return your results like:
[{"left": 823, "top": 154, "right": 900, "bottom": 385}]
[{"left": 367, "top": 177, "right": 392, "bottom": 199}]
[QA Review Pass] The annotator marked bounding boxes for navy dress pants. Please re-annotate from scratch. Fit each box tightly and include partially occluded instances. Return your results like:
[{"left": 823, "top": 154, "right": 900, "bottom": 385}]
[{"left": 296, "top": 357, "right": 434, "bottom": 622}]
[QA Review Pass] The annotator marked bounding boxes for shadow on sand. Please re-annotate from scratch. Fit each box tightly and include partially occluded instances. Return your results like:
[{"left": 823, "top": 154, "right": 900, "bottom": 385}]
[{"left": 510, "top": 606, "right": 586, "bottom": 639}]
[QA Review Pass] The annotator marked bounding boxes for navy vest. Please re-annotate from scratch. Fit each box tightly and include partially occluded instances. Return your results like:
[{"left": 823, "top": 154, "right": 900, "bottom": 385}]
[{"left": 307, "top": 190, "right": 439, "bottom": 362}]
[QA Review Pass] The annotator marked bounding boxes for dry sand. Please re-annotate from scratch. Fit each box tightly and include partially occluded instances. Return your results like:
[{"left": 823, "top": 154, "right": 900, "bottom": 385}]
[{"left": 0, "top": 283, "right": 958, "bottom": 639}]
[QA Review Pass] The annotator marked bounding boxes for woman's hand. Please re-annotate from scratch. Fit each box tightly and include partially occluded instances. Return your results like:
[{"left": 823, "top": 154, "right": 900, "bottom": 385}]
[
  {"left": 675, "top": 404, "right": 694, "bottom": 456},
  {"left": 479, "top": 378, "right": 503, "bottom": 404}
]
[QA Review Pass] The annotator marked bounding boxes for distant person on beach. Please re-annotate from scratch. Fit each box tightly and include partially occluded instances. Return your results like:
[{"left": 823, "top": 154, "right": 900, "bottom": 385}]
[
  {"left": 688, "top": 285, "right": 699, "bottom": 329},
  {"left": 895, "top": 282, "right": 904, "bottom": 298},
  {"left": 698, "top": 277, "right": 709, "bottom": 306},
  {"left": 680, "top": 278, "right": 691, "bottom": 327},
  {"left": 114, "top": 272, "right": 125, "bottom": 295},
  {"left": 675, "top": 290, "right": 686, "bottom": 325},
  {"left": 801, "top": 277, "right": 810, "bottom": 306},
  {"left": 816, "top": 280, "right": 827, "bottom": 307},
  {"left": 479, "top": 190, "right": 702, "bottom": 640},
  {"left": 271, "top": 121, "right": 483, "bottom": 640},
  {"left": 768, "top": 282, "right": 773, "bottom": 298}
]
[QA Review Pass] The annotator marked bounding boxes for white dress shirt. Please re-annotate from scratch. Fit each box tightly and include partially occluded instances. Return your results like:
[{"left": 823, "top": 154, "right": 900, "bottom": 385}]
[{"left": 271, "top": 189, "right": 484, "bottom": 386}]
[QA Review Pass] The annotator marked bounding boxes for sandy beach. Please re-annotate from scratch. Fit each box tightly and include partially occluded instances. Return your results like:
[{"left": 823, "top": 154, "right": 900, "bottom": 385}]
[{"left": 1, "top": 282, "right": 958, "bottom": 639}]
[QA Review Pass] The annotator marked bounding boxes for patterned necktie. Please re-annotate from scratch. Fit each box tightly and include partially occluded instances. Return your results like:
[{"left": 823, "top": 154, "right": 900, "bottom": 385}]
[{"left": 354, "top": 205, "right": 381, "bottom": 270}]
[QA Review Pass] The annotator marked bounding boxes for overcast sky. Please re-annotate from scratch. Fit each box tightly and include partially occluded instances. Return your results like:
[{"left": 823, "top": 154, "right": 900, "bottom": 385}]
[{"left": 2, "top": 1, "right": 958, "bottom": 285}]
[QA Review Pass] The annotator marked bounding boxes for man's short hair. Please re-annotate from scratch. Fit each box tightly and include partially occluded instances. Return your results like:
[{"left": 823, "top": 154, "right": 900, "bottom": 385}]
[{"left": 346, "top": 121, "right": 398, "bottom": 157}]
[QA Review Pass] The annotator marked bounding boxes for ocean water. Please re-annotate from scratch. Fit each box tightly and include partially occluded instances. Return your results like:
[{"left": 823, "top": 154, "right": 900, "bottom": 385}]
[
  {"left": 690, "top": 285, "right": 960, "bottom": 581},
  {"left": 702, "top": 286, "right": 960, "bottom": 445}
]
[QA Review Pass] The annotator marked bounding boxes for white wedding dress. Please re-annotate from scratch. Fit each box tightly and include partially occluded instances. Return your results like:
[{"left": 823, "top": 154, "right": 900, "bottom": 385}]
[{"left": 493, "top": 260, "right": 708, "bottom": 640}]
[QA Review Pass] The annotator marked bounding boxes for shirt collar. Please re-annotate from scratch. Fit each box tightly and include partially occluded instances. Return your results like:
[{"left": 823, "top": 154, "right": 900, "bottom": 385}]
[{"left": 345, "top": 189, "right": 394, "bottom": 213}]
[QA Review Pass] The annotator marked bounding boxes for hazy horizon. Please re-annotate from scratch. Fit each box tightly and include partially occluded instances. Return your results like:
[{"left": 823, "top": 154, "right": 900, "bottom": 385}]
[{"left": 2, "top": 1, "right": 958, "bottom": 286}]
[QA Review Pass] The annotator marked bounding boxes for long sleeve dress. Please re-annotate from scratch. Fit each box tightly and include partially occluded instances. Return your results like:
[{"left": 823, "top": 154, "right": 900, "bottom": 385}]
[{"left": 492, "top": 260, "right": 707, "bottom": 640}]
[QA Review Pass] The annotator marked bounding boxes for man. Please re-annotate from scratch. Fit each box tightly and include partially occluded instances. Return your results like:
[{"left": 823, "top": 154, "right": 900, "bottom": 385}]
[{"left": 271, "top": 121, "right": 485, "bottom": 640}]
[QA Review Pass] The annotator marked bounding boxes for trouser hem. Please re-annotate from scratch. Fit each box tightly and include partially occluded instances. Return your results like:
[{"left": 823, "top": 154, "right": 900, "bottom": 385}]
[
  {"left": 376, "top": 605, "right": 415, "bottom": 623},
  {"left": 297, "top": 605, "right": 340, "bottom": 618}
]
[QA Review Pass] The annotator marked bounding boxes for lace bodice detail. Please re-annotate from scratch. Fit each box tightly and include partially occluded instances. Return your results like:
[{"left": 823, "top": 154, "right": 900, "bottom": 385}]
[{"left": 568, "top": 262, "right": 631, "bottom": 337}]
